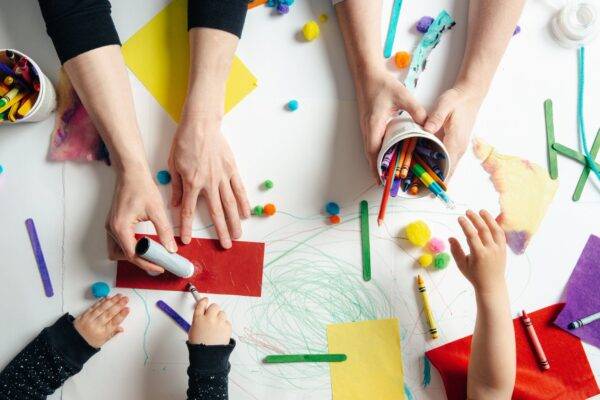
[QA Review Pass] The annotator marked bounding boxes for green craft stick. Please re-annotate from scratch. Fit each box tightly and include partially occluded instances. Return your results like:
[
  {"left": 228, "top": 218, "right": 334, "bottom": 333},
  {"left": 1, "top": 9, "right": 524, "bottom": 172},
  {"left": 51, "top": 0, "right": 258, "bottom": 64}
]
[
  {"left": 573, "top": 129, "right": 600, "bottom": 201},
  {"left": 544, "top": 99, "right": 558, "bottom": 179},
  {"left": 264, "top": 354, "right": 347, "bottom": 363},
  {"left": 552, "top": 143, "right": 600, "bottom": 170},
  {"left": 360, "top": 200, "right": 371, "bottom": 282}
]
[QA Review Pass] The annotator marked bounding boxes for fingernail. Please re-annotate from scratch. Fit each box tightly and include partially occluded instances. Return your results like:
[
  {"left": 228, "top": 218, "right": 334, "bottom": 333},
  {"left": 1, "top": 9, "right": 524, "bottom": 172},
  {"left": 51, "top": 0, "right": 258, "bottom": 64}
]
[
  {"left": 167, "top": 242, "right": 178, "bottom": 253},
  {"left": 424, "top": 122, "right": 435, "bottom": 132},
  {"left": 182, "top": 236, "right": 191, "bottom": 245},
  {"left": 222, "top": 239, "right": 232, "bottom": 249}
]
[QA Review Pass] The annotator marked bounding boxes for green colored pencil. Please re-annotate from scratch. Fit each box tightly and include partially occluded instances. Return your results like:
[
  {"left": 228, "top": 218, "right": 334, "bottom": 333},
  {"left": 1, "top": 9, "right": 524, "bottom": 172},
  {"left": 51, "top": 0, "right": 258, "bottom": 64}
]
[
  {"left": 360, "top": 200, "right": 371, "bottom": 282},
  {"left": 263, "top": 354, "right": 347, "bottom": 364}
]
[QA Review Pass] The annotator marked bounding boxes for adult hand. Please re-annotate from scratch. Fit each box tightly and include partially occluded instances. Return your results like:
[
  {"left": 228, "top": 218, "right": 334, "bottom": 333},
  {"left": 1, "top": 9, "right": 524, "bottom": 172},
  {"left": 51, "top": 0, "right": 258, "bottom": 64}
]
[
  {"left": 169, "top": 116, "right": 250, "bottom": 249},
  {"left": 106, "top": 169, "right": 177, "bottom": 274},
  {"left": 423, "top": 84, "right": 485, "bottom": 179},
  {"left": 355, "top": 69, "right": 427, "bottom": 182}
]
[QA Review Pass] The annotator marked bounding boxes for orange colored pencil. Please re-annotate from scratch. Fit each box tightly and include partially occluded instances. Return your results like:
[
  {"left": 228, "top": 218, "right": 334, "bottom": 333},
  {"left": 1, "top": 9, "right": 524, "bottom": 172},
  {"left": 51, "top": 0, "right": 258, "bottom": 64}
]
[
  {"left": 378, "top": 146, "right": 400, "bottom": 226},
  {"left": 399, "top": 138, "right": 417, "bottom": 178},
  {"left": 413, "top": 154, "right": 447, "bottom": 191}
]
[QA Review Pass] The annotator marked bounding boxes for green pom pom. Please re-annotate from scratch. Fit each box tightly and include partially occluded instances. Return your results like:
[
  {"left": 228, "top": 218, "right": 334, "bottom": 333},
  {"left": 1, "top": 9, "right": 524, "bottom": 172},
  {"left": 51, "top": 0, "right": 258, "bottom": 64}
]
[
  {"left": 252, "top": 205, "right": 264, "bottom": 216},
  {"left": 434, "top": 252, "right": 451, "bottom": 270},
  {"left": 264, "top": 180, "right": 274, "bottom": 189}
]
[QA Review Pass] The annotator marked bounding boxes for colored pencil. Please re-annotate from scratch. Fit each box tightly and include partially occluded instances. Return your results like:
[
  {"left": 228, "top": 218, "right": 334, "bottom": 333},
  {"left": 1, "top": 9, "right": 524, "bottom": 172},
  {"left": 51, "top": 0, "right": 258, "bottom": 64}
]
[
  {"left": 360, "top": 200, "right": 371, "bottom": 281},
  {"left": 264, "top": 354, "right": 347, "bottom": 363},
  {"left": 377, "top": 145, "right": 399, "bottom": 226},
  {"left": 414, "top": 154, "right": 447, "bottom": 191},
  {"left": 399, "top": 138, "right": 417, "bottom": 178},
  {"left": 417, "top": 275, "right": 438, "bottom": 339},
  {"left": 521, "top": 310, "right": 550, "bottom": 370}
]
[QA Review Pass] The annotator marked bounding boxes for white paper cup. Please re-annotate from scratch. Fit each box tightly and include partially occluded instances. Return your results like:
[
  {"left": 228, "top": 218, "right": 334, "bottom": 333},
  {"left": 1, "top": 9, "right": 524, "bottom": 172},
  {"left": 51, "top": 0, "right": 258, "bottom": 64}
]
[
  {"left": 377, "top": 115, "right": 451, "bottom": 199},
  {"left": 0, "top": 49, "right": 56, "bottom": 123}
]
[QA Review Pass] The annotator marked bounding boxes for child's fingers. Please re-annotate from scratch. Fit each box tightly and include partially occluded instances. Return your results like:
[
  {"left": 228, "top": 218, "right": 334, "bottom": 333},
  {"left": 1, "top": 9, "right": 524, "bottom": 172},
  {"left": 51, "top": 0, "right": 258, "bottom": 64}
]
[
  {"left": 109, "top": 308, "right": 130, "bottom": 329},
  {"left": 111, "top": 326, "right": 125, "bottom": 339},
  {"left": 458, "top": 216, "right": 483, "bottom": 250},
  {"left": 479, "top": 210, "right": 505, "bottom": 244},
  {"left": 91, "top": 294, "right": 121, "bottom": 318},
  {"left": 194, "top": 298, "right": 209, "bottom": 317},
  {"left": 206, "top": 303, "right": 221, "bottom": 317},
  {"left": 217, "top": 310, "right": 228, "bottom": 321},
  {"left": 100, "top": 296, "right": 129, "bottom": 323},
  {"left": 448, "top": 237, "right": 467, "bottom": 269},
  {"left": 466, "top": 210, "right": 493, "bottom": 245}
]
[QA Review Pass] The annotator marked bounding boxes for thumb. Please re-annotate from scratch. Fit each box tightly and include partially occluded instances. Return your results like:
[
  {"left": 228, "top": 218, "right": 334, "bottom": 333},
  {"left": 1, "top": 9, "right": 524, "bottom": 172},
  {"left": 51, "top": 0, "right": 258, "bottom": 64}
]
[
  {"left": 395, "top": 89, "right": 427, "bottom": 125},
  {"left": 448, "top": 237, "right": 467, "bottom": 270},
  {"left": 424, "top": 96, "right": 453, "bottom": 134}
]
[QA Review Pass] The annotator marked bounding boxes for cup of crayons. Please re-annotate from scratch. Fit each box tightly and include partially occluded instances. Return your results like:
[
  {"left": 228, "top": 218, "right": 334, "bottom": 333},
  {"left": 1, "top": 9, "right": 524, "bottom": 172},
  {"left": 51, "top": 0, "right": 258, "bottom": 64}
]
[
  {"left": 0, "top": 49, "right": 56, "bottom": 124},
  {"left": 377, "top": 115, "right": 453, "bottom": 209}
]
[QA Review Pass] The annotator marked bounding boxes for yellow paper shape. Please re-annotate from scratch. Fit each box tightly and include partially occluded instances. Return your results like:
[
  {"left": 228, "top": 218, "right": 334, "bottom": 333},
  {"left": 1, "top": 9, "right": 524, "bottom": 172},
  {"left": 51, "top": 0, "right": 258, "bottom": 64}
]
[
  {"left": 327, "top": 319, "right": 405, "bottom": 400},
  {"left": 122, "top": 0, "right": 257, "bottom": 122}
]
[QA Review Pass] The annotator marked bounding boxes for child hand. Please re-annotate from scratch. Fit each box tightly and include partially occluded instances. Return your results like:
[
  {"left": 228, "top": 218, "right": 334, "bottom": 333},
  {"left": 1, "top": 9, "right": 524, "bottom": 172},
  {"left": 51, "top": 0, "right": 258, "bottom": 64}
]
[
  {"left": 74, "top": 294, "right": 130, "bottom": 348},
  {"left": 449, "top": 210, "right": 507, "bottom": 294},
  {"left": 189, "top": 298, "right": 231, "bottom": 346}
]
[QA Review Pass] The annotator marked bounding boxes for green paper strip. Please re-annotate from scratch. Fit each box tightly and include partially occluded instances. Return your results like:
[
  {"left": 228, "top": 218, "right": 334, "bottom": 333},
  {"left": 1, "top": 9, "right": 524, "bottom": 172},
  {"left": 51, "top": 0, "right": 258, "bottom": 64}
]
[
  {"left": 552, "top": 143, "right": 600, "bottom": 170},
  {"left": 264, "top": 354, "right": 347, "bottom": 363},
  {"left": 360, "top": 200, "right": 371, "bottom": 282},
  {"left": 573, "top": 129, "right": 600, "bottom": 201},
  {"left": 544, "top": 99, "right": 558, "bottom": 179}
]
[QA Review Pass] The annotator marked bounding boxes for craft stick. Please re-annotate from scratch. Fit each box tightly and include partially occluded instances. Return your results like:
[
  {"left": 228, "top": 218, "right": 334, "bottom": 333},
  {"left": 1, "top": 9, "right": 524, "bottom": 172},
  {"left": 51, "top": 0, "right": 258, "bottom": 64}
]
[
  {"left": 573, "top": 128, "right": 600, "bottom": 201},
  {"left": 378, "top": 146, "right": 400, "bottom": 226},
  {"left": 544, "top": 99, "right": 558, "bottom": 179},
  {"left": 383, "top": 0, "right": 403, "bottom": 58},
  {"left": 264, "top": 354, "right": 347, "bottom": 363},
  {"left": 413, "top": 154, "right": 447, "bottom": 191},
  {"left": 360, "top": 200, "right": 371, "bottom": 282},
  {"left": 399, "top": 138, "right": 417, "bottom": 178},
  {"left": 25, "top": 218, "right": 54, "bottom": 297},
  {"left": 156, "top": 300, "right": 191, "bottom": 332},
  {"left": 552, "top": 143, "right": 600, "bottom": 170},
  {"left": 521, "top": 310, "right": 550, "bottom": 370}
]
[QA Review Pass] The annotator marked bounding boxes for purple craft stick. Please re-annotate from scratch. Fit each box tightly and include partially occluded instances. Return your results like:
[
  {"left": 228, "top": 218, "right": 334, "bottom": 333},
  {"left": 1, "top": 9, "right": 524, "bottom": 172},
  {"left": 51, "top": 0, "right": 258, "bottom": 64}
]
[
  {"left": 156, "top": 300, "right": 191, "bottom": 332},
  {"left": 25, "top": 218, "right": 54, "bottom": 297}
]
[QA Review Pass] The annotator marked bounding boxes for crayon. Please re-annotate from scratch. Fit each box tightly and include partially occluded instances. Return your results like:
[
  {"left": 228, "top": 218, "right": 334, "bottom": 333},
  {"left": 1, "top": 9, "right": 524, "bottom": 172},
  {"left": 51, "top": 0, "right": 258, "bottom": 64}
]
[
  {"left": 15, "top": 58, "right": 32, "bottom": 84},
  {"left": 413, "top": 154, "right": 447, "bottom": 191},
  {"left": 264, "top": 354, "right": 347, "bottom": 363},
  {"left": 0, "top": 91, "right": 25, "bottom": 114},
  {"left": 412, "top": 164, "right": 455, "bottom": 208},
  {"left": 417, "top": 275, "right": 438, "bottom": 339},
  {"left": 0, "top": 83, "right": 9, "bottom": 96},
  {"left": 186, "top": 283, "right": 203, "bottom": 302},
  {"left": 381, "top": 147, "right": 395, "bottom": 171},
  {"left": 409, "top": 181, "right": 420, "bottom": 195},
  {"left": 7, "top": 100, "right": 20, "bottom": 122},
  {"left": 402, "top": 172, "right": 413, "bottom": 192},
  {"left": 521, "top": 310, "right": 550, "bottom": 370},
  {"left": 377, "top": 145, "right": 400, "bottom": 226},
  {"left": 0, "top": 87, "right": 19, "bottom": 108},
  {"left": 416, "top": 144, "right": 445, "bottom": 160},
  {"left": 568, "top": 311, "right": 600, "bottom": 330},
  {"left": 396, "top": 141, "right": 409, "bottom": 177},
  {"left": 390, "top": 177, "right": 402, "bottom": 197},
  {"left": 399, "top": 138, "right": 417, "bottom": 178},
  {"left": 3, "top": 76, "right": 14, "bottom": 86}
]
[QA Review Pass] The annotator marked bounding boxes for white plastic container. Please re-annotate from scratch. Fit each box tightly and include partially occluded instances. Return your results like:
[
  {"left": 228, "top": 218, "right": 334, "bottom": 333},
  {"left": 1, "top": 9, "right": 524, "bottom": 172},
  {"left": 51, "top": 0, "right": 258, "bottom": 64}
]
[
  {"left": 0, "top": 49, "right": 56, "bottom": 123},
  {"left": 550, "top": 1, "right": 599, "bottom": 48},
  {"left": 377, "top": 115, "right": 451, "bottom": 199}
]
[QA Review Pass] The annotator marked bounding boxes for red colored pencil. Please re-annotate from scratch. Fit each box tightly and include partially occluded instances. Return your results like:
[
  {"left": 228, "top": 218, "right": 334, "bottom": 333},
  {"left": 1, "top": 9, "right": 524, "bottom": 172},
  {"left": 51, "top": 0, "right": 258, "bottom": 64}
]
[
  {"left": 378, "top": 145, "right": 400, "bottom": 226},
  {"left": 521, "top": 310, "right": 550, "bottom": 370}
]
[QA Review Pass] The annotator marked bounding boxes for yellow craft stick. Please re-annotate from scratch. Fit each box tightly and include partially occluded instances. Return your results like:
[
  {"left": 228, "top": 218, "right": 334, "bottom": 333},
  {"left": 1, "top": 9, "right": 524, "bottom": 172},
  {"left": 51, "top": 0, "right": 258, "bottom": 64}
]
[
  {"left": 0, "top": 92, "right": 25, "bottom": 113},
  {"left": 417, "top": 275, "right": 438, "bottom": 339},
  {"left": 17, "top": 93, "right": 37, "bottom": 117}
]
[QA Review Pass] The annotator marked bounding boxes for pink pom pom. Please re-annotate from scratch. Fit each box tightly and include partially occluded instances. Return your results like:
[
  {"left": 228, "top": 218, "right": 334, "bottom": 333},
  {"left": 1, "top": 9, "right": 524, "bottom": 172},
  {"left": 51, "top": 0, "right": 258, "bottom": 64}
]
[{"left": 428, "top": 238, "right": 446, "bottom": 254}]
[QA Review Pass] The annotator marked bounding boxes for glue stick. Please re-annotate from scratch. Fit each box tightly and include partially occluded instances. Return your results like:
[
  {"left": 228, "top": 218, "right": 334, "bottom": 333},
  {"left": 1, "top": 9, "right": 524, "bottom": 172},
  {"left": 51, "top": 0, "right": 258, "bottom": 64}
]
[{"left": 135, "top": 237, "right": 195, "bottom": 278}]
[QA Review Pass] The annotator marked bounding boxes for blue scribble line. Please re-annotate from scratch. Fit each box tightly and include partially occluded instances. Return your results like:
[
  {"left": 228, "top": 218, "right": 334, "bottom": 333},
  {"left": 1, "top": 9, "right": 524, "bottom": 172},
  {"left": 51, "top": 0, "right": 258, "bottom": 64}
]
[{"left": 133, "top": 289, "right": 151, "bottom": 365}]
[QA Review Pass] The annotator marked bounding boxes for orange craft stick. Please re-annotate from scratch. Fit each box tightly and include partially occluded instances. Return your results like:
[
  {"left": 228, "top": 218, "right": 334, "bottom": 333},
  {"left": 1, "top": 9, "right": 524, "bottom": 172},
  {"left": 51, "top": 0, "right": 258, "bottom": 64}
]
[
  {"left": 394, "top": 141, "right": 409, "bottom": 178},
  {"left": 378, "top": 145, "right": 400, "bottom": 226},
  {"left": 399, "top": 138, "right": 417, "bottom": 179},
  {"left": 413, "top": 154, "right": 447, "bottom": 191}
]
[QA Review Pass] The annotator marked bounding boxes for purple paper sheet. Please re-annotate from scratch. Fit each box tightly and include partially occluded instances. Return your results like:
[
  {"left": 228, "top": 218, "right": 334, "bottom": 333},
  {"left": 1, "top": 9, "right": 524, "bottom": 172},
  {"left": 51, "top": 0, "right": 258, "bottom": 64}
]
[{"left": 554, "top": 235, "right": 600, "bottom": 348}]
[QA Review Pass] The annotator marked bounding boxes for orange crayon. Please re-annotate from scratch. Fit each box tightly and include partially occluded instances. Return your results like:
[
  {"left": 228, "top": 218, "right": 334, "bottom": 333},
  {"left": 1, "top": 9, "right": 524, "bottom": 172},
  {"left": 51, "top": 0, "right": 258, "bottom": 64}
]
[
  {"left": 409, "top": 181, "right": 420, "bottom": 195},
  {"left": 399, "top": 138, "right": 417, "bottom": 178}
]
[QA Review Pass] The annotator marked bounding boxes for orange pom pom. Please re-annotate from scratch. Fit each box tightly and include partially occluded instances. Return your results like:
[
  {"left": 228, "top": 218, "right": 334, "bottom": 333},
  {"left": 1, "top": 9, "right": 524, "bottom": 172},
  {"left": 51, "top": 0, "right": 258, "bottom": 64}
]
[
  {"left": 394, "top": 51, "right": 411, "bottom": 69},
  {"left": 263, "top": 203, "right": 277, "bottom": 216},
  {"left": 329, "top": 215, "right": 341, "bottom": 224}
]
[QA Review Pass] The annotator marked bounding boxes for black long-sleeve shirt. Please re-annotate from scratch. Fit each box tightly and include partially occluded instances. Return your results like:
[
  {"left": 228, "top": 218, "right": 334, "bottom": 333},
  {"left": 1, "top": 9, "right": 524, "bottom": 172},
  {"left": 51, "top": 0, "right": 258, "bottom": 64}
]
[
  {"left": 0, "top": 314, "right": 236, "bottom": 399},
  {"left": 37, "top": 0, "right": 249, "bottom": 64}
]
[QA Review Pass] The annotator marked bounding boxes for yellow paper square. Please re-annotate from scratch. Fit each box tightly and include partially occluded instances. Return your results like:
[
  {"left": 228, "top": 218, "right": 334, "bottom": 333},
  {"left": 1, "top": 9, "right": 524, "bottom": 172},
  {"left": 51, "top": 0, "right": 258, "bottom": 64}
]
[
  {"left": 327, "top": 319, "right": 405, "bottom": 400},
  {"left": 122, "top": 0, "right": 257, "bottom": 122}
]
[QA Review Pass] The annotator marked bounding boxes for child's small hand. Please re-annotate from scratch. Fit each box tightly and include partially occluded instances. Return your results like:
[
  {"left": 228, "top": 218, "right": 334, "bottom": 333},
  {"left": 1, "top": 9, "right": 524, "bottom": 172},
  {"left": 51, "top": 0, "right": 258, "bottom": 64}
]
[
  {"left": 74, "top": 294, "right": 130, "bottom": 348},
  {"left": 189, "top": 298, "right": 231, "bottom": 346},
  {"left": 449, "top": 210, "right": 507, "bottom": 294}
]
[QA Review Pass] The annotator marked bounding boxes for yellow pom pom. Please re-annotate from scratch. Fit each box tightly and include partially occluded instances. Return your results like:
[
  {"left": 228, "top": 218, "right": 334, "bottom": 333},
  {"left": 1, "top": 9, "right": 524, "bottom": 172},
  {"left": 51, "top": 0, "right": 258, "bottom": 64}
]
[
  {"left": 394, "top": 51, "right": 411, "bottom": 69},
  {"left": 418, "top": 253, "right": 433, "bottom": 268},
  {"left": 302, "top": 20, "right": 320, "bottom": 41},
  {"left": 406, "top": 220, "right": 431, "bottom": 247}
]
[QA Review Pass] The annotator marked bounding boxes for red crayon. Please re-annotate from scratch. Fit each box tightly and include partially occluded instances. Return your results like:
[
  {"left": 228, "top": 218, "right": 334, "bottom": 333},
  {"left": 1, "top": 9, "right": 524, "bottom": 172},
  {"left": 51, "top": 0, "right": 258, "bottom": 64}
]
[
  {"left": 521, "top": 310, "right": 550, "bottom": 370},
  {"left": 377, "top": 145, "right": 399, "bottom": 226}
]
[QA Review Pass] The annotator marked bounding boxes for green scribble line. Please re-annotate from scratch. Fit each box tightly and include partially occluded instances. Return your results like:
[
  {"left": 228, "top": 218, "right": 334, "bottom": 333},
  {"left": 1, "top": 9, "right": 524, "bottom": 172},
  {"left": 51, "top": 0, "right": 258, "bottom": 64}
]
[{"left": 133, "top": 289, "right": 151, "bottom": 366}]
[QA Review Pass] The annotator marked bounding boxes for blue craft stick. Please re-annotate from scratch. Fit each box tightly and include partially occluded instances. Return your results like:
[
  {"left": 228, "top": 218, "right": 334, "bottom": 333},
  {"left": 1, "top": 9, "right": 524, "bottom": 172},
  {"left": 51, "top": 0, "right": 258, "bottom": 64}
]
[
  {"left": 156, "top": 300, "right": 191, "bottom": 332},
  {"left": 25, "top": 218, "right": 54, "bottom": 297},
  {"left": 383, "top": 0, "right": 403, "bottom": 58}
]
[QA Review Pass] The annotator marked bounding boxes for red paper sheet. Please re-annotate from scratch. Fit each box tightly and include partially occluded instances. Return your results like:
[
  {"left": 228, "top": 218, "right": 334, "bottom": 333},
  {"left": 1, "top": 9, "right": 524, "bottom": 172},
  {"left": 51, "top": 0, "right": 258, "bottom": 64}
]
[
  {"left": 426, "top": 304, "right": 599, "bottom": 400},
  {"left": 116, "top": 235, "right": 264, "bottom": 297}
]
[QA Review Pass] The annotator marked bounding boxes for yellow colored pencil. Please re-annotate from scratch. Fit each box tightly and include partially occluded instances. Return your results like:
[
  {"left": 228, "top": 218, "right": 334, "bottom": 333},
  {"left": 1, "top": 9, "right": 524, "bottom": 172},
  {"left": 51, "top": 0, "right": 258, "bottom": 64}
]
[{"left": 417, "top": 275, "right": 438, "bottom": 339}]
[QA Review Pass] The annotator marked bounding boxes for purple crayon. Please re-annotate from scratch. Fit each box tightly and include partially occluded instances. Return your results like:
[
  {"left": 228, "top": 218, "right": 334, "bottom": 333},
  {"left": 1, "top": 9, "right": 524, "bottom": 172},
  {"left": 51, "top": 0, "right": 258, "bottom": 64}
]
[
  {"left": 381, "top": 147, "right": 395, "bottom": 170},
  {"left": 415, "top": 145, "right": 445, "bottom": 160},
  {"left": 390, "top": 178, "right": 402, "bottom": 197}
]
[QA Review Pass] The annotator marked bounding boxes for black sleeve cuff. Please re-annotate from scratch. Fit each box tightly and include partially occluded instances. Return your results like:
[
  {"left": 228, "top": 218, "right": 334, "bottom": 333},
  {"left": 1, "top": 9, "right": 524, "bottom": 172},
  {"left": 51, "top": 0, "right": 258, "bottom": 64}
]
[
  {"left": 188, "top": 0, "right": 249, "bottom": 38},
  {"left": 39, "top": 0, "right": 121, "bottom": 64},
  {"left": 44, "top": 313, "right": 99, "bottom": 370},
  {"left": 187, "top": 339, "right": 236, "bottom": 374}
]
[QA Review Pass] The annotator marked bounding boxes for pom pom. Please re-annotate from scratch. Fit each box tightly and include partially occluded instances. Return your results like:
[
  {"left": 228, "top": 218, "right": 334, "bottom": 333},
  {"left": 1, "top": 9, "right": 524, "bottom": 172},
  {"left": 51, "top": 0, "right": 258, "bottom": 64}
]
[
  {"left": 252, "top": 205, "right": 264, "bottom": 216},
  {"left": 418, "top": 254, "right": 433, "bottom": 268},
  {"left": 91, "top": 281, "right": 110, "bottom": 298},
  {"left": 319, "top": 13, "right": 329, "bottom": 23},
  {"left": 263, "top": 203, "right": 277, "bottom": 216},
  {"left": 427, "top": 238, "right": 446, "bottom": 254},
  {"left": 325, "top": 201, "right": 340, "bottom": 215},
  {"left": 409, "top": 184, "right": 420, "bottom": 195},
  {"left": 406, "top": 220, "right": 431, "bottom": 247},
  {"left": 277, "top": 4, "right": 289, "bottom": 14},
  {"left": 394, "top": 51, "right": 411, "bottom": 69},
  {"left": 263, "top": 179, "right": 274, "bottom": 189},
  {"left": 287, "top": 99, "right": 299, "bottom": 111},
  {"left": 280, "top": 0, "right": 294, "bottom": 5},
  {"left": 434, "top": 253, "right": 451, "bottom": 270},
  {"left": 329, "top": 215, "right": 341, "bottom": 224},
  {"left": 267, "top": 0, "right": 277, "bottom": 7},
  {"left": 0, "top": 165, "right": 4, "bottom": 174},
  {"left": 302, "top": 20, "right": 320, "bottom": 41},
  {"left": 416, "top": 16, "right": 434, "bottom": 33},
  {"left": 156, "top": 170, "right": 171, "bottom": 185}
]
